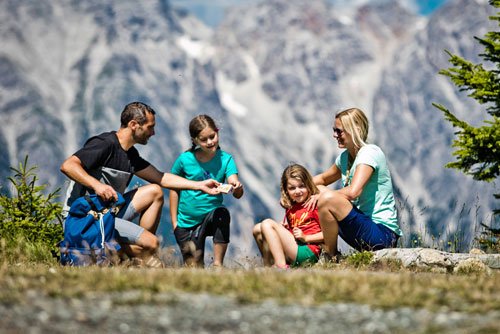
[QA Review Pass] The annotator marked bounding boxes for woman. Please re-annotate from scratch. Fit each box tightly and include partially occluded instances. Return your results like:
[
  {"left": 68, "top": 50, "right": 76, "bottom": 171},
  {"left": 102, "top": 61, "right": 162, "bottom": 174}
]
[{"left": 312, "top": 108, "right": 401, "bottom": 260}]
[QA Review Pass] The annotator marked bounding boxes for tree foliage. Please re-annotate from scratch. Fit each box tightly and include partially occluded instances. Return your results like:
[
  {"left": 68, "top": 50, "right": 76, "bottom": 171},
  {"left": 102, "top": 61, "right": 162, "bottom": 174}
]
[
  {"left": 0, "top": 156, "right": 63, "bottom": 259},
  {"left": 433, "top": 0, "right": 500, "bottom": 210}
]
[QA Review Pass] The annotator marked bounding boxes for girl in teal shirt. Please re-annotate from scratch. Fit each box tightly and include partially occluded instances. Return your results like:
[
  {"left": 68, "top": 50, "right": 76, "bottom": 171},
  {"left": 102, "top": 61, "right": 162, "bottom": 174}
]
[{"left": 170, "top": 115, "right": 244, "bottom": 267}]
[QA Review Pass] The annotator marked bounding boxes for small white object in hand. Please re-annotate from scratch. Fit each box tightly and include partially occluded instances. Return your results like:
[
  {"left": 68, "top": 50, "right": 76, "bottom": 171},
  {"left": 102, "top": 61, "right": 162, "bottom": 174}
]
[{"left": 218, "top": 184, "right": 233, "bottom": 194}]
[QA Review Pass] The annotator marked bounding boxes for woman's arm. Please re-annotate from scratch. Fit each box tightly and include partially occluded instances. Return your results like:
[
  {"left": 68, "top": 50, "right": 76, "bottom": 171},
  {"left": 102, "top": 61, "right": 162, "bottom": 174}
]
[
  {"left": 227, "top": 174, "right": 244, "bottom": 199},
  {"left": 313, "top": 164, "right": 341, "bottom": 187},
  {"left": 337, "top": 164, "right": 374, "bottom": 201},
  {"left": 169, "top": 189, "right": 180, "bottom": 230}
]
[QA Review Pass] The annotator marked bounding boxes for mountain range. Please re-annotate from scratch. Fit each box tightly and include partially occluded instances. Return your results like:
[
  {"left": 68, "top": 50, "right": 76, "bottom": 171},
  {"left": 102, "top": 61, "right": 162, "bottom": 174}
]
[{"left": 0, "top": 0, "right": 497, "bottom": 260}]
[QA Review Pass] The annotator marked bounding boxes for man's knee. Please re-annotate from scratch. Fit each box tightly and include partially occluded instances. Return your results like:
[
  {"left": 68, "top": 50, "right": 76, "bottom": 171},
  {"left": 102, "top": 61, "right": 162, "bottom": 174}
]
[
  {"left": 147, "top": 184, "right": 164, "bottom": 202},
  {"left": 138, "top": 230, "right": 160, "bottom": 252},
  {"left": 138, "top": 183, "right": 164, "bottom": 203}
]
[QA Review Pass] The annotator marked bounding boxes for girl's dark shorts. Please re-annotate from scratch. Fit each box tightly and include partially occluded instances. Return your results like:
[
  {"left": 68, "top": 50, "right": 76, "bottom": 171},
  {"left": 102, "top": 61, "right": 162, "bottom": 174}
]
[{"left": 174, "top": 207, "right": 230, "bottom": 262}]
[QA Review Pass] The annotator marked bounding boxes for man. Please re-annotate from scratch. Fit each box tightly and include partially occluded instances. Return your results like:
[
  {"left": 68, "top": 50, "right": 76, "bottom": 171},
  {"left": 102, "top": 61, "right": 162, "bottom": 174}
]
[{"left": 60, "top": 101, "right": 220, "bottom": 266}]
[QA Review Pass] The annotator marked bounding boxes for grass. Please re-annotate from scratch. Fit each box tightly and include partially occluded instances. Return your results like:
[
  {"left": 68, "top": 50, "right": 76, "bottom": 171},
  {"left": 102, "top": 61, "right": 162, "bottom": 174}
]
[{"left": 0, "top": 261, "right": 498, "bottom": 314}]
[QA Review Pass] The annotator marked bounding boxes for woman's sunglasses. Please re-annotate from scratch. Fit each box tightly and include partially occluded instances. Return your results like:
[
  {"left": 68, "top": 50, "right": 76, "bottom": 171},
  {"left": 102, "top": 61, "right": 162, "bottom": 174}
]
[{"left": 332, "top": 127, "right": 344, "bottom": 136}]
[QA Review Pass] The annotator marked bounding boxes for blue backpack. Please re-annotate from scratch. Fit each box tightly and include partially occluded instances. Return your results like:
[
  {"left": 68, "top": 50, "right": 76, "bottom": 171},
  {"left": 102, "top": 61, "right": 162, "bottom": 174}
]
[{"left": 59, "top": 193, "right": 125, "bottom": 266}]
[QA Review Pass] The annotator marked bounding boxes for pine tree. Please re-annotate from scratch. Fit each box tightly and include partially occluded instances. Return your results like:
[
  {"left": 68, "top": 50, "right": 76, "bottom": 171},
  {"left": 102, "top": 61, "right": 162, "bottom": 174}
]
[{"left": 433, "top": 0, "right": 500, "bottom": 212}]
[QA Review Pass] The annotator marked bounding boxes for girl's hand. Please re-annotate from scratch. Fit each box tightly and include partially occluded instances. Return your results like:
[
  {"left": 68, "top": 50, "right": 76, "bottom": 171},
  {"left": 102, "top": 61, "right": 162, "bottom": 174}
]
[
  {"left": 230, "top": 180, "right": 244, "bottom": 199},
  {"left": 304, "top": 194, "right": 319, "bottom": 211},
  {"left": 293, "top": 227, "right": 306, "bottom": 243},
  {"left": 231, "top": 181, "right": 243, "bottom": 191}
]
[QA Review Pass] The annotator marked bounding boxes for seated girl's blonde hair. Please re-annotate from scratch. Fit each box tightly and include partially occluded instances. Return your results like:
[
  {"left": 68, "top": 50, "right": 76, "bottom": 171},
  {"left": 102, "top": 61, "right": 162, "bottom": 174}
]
[{"left": 280, "top": 164, "right": 319, "bottom": 208}]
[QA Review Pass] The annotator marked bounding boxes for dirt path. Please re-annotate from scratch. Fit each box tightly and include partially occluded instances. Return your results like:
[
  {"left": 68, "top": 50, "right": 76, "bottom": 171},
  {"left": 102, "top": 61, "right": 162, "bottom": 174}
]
[{"left": 1, "top": 290, "right": 498, "bottom": 333}]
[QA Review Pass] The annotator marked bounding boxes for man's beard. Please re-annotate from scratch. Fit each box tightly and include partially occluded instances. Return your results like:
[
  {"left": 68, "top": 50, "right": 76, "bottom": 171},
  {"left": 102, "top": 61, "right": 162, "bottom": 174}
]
[{"left": 133, "top": 132, "right": 149, "bottom": 145}]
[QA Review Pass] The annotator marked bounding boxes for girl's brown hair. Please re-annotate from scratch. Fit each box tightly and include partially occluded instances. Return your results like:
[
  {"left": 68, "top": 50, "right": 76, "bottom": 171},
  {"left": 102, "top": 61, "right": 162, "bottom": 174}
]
[
  {"left": 280, "top": 164, "right": 319, "bottom": 208},
  {"left": 188, "top": 114, "right": 219, "bottom": 151}
]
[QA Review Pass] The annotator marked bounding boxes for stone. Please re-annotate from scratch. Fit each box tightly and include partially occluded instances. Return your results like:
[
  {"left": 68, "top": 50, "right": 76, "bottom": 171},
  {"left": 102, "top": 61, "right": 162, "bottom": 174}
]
[{"left": 372, "top": 248, "right": 500, "bottom": 271}]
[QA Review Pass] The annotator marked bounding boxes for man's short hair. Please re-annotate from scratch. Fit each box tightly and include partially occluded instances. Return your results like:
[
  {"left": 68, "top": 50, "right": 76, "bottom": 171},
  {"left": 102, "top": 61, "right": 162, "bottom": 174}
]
[{"left": 120, "top": 102, "right": 156, "bottom": 127}]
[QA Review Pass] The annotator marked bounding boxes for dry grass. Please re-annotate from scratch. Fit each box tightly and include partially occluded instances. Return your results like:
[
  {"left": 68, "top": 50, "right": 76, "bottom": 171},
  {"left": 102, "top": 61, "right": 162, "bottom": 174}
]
[{"left": 0, "top": 262, "right": 498, "bottom": 314}]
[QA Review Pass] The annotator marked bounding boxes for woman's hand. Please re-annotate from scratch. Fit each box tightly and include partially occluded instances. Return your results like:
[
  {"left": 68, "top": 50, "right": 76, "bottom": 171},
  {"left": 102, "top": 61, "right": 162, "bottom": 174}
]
[{"left": 304, "top": 194, "right": 319, "bottom": 211}]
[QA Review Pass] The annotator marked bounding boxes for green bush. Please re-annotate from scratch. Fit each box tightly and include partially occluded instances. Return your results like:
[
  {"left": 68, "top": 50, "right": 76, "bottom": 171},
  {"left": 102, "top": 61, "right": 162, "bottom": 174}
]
[
  {"left": 345, "top": 250, "right": 374, "bottom": 268},
  {"left": 0, "top": 156, "right": 63, "bottom": 263}
]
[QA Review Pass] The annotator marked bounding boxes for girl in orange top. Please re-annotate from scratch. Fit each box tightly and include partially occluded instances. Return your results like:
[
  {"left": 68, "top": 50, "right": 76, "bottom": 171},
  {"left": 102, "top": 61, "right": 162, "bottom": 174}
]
[{"left": 253, "top": 164, "right": 324, "bottom": 268}]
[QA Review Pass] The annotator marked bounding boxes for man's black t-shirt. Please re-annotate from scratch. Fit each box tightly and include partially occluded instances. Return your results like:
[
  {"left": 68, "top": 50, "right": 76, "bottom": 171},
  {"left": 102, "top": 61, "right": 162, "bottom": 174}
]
[{"left": 64, "top": 131, "right": 150, "bottom": 210}]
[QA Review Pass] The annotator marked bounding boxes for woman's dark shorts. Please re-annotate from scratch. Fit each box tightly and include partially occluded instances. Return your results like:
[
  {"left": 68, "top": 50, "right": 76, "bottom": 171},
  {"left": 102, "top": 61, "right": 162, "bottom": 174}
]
[{"left": 339, "top": 206, "right": 399, "bottom": 251}]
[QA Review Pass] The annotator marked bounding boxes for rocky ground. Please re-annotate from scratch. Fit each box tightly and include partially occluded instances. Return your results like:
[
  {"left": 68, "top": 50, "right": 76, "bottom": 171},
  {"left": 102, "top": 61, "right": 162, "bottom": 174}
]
[
  {"left": 1, "top": 248, "right": 499, "bottom": 333},
  {"left": 1, "top": 289, "right": 499, "bottom": 333}
]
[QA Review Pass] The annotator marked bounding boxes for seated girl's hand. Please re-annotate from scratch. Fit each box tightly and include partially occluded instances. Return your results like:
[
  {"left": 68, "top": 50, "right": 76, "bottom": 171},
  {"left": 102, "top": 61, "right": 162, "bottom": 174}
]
[
  {"left": 293, "top": 227, "right": 306, "bottom": 242},
  {"left": 304, "top": 194, "right": 319, "bottom": 210}
]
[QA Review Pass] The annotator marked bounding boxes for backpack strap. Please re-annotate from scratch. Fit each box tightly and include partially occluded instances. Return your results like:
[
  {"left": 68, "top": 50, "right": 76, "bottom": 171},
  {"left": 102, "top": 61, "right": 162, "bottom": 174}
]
[
  {"left": 84, "top": 195, "right": 107, "bottom": 249},
  {"left": 84, "top": 195, "right": 99, "bottom": 212}
]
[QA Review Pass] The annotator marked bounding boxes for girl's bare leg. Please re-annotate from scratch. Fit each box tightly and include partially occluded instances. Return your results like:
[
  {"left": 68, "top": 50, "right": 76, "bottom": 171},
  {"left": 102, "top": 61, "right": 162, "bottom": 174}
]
[
  {"left": 260, "top": 219, "right": 298, "bottom": 267},
  {"left": 253, "top": 223, "right": 273, "bottom": 266}
]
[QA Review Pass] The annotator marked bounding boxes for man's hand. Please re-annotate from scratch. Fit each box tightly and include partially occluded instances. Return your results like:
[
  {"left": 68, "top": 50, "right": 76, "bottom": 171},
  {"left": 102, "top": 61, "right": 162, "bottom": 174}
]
[
  {"left": 199, "top": 179, "right": 220, "bottom": 195},
  {"left": 94, "top": 183, "right": 118, "bottom": 202}
]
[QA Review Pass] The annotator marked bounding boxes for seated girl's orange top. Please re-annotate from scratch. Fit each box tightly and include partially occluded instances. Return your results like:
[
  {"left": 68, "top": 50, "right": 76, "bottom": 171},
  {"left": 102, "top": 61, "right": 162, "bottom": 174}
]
[{"left": 285, "top": 203, "right": 322, "bottom": 257}]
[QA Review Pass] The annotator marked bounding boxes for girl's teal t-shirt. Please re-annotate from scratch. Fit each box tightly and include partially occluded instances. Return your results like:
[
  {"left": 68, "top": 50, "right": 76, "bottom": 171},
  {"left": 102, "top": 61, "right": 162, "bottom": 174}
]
[
  {"left": 171, "top": 149, "right": 238, "bottom": 228},
  {"left": 335, "top": 144, "right": 401, "bottom": 236}
]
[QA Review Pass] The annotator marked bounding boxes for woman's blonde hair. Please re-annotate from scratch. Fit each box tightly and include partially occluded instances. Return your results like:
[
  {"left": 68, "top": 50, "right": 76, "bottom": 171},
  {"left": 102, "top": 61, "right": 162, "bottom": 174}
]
[
  {"left": 280, "top": 164, "right": 319, "bottom": 208},
  {"left": 335, "top": 108, "right": 369, "bottom": 149}
]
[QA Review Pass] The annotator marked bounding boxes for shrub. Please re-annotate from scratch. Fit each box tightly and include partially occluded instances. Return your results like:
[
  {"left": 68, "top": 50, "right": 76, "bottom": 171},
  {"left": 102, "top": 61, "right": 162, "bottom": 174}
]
[
  {"left": 0, "top": 156, "right": 63, "bottom": 263},
  {"left": 475, "top": 222, "right": 500, "bottom": 253},
  {"left": 345, "top": 250, "right": 374, "bottom": 268}
]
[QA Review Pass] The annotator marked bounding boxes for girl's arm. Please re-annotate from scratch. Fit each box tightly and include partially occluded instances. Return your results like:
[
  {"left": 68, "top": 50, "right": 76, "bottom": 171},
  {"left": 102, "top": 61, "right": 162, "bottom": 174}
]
[
  {"left": 293, "top": 228, "right": 324, "bottom": 244},
  {"left": 169, "top": 189, "right": 180, "bottom": 230},
  {"left": 227, "top": 174, "right": 244, "bottom": 199}
]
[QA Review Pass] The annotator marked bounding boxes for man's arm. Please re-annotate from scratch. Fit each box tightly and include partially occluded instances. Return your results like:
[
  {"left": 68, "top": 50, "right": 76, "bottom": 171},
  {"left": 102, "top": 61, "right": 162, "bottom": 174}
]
[
  {"left": 60, "top": 155, "right": 118, "bottom": 201},
  {"left": 135, "top": 165, "right": 220, "bottom": 195}
]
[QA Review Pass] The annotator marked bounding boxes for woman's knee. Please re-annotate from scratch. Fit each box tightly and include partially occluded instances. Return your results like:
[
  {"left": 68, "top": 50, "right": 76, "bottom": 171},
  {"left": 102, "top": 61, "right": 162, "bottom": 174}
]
[{"left": 318, "top": 190, "right": 344, "bottom": 210}]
